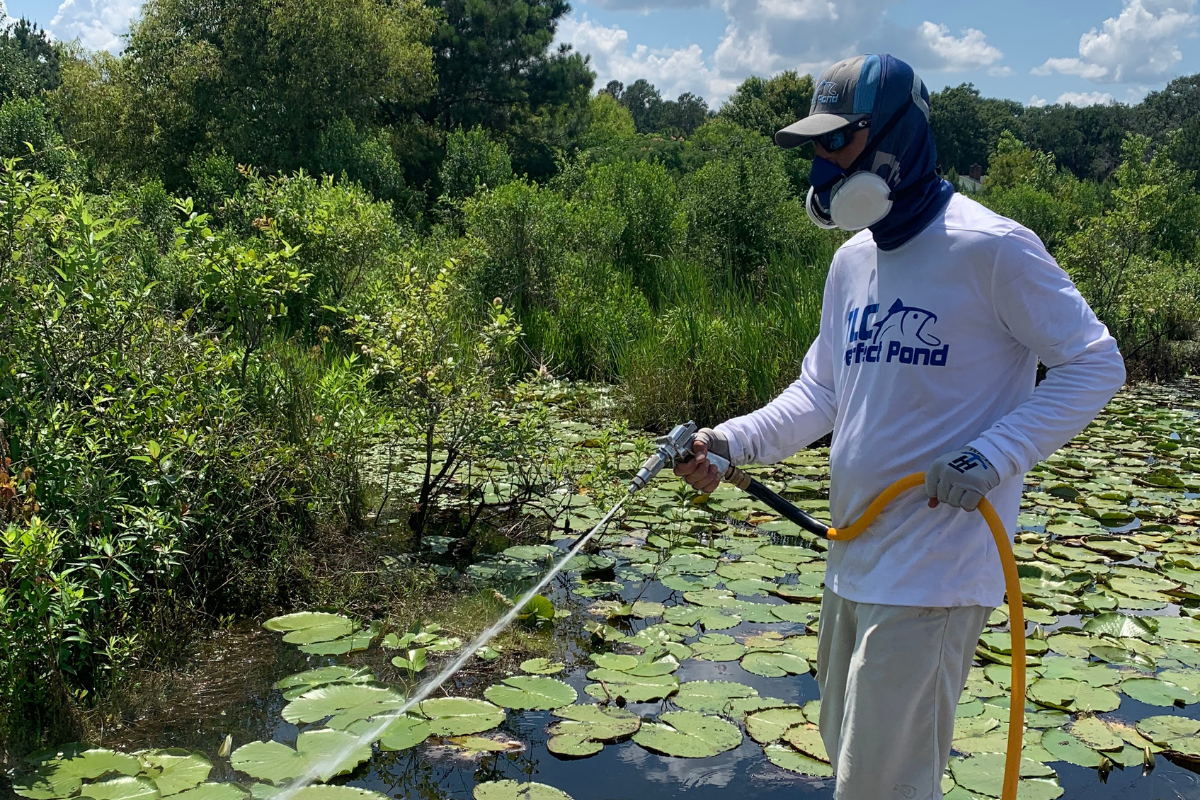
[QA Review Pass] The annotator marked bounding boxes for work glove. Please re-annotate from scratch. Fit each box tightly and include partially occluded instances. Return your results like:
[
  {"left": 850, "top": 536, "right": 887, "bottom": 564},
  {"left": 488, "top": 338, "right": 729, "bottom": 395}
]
[
  {"left": 925, "top": 446, "right": 1001, "bottom": 511},
  {"left": 673, "top": 427, "right": 730, "bottom": 494}
]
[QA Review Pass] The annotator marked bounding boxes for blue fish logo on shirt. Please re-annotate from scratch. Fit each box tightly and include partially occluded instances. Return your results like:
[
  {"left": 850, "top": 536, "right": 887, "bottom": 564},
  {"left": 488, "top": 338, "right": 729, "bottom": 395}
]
[
  {"left": 844, "top": 297, "right": 949, "bottom": 367},
  {"left": 871, "top": 298, "right": 941, "bottom": 347}
]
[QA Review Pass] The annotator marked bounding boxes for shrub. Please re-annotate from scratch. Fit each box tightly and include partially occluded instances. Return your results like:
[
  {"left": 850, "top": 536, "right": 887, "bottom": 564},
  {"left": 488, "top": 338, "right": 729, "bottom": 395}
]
[
  {"left": 315, "top": 116, "right": 419, "bottom": 216},
  {"left": 572, "top": 160, "right": 682, "bottom": 307},
  {"left": 440, "top": 125, "right": 514, "bottom": 202},
  {"left": 0, "top": 96, "right": 81, "bottom": 182}
]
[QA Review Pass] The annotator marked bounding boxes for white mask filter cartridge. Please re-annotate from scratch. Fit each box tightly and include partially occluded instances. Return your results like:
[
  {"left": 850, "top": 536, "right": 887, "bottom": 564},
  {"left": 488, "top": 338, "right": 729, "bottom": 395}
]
[{"left": 827, "top": 171, "right": 894, "bottom": 231}]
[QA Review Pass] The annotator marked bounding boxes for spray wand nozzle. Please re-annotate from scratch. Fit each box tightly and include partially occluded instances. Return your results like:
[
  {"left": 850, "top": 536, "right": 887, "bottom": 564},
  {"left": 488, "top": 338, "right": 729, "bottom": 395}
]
[
  {"left": 625, "top": 419, "right": 830, "bottom": 537},
  {"left": 627, "top": 420, "right": 731, "bottom": 494}
]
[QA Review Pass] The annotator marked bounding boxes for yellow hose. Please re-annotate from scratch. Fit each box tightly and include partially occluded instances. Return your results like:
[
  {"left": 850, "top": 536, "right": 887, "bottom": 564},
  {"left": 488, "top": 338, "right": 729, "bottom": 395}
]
[{"left": 824, "top": 473, "right": 1024, "bottom": 800}]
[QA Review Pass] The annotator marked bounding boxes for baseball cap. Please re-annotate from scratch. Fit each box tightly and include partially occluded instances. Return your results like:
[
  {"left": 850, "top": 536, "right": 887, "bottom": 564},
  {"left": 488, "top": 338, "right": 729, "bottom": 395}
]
[{"left": 775, "top": 54, "right": 881, "bottom": 149}]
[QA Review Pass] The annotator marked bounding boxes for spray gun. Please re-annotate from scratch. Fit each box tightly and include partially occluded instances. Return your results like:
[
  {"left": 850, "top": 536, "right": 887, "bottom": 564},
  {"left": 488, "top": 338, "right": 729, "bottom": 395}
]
[{"left": 627, "top": 420, "right": 830, "bottom": 537}]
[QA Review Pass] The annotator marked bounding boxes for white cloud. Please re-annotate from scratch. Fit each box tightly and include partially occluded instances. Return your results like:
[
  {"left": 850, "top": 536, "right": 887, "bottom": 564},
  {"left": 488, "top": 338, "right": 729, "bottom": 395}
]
[
  {"left": 1033, "top": 0, "right": 1198, "bottom": 83},
  {"left": 913, "top": 22, "right": 1003, "bottom": 71},
  {"left": 988, "top": 66, "right": 1014, "bottom": 77},
  {"left": 562, "top": 0, "right": 1009, "bottom": 105},
  {"left": 50, "top": 0, "right": 140, "bottom": 52},
  {"left": 1028, "top": 95, "right": 1049, "bottom": 107},
  {"left": 1056, "top": 90, "right": 1116, "bottom": 106},
  {"left": 558, "top": 15, "right": 723, "bottom": 100}
]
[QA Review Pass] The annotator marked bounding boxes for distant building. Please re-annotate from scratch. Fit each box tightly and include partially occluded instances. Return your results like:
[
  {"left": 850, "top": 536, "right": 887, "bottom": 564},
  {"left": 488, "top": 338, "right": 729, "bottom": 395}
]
[{"left": 957, "top": 164, "right": 984, "bottom": 194}]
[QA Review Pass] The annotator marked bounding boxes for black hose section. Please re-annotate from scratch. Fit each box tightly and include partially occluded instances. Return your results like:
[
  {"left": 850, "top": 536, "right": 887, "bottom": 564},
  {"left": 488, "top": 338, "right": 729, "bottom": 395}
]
[{"left": 744, "top": 478, "right": 831, "bottom": 537}]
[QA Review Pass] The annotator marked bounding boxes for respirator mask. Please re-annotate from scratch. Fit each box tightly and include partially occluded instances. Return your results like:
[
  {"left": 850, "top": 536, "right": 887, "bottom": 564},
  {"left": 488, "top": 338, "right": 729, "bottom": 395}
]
[{"left": 805, "top": 91, "right": 931, "bottom": 232}]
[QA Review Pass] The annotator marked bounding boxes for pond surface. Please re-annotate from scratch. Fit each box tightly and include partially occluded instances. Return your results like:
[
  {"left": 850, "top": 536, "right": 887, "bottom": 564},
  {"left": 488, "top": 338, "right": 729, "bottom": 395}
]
[{"left": 15, "top": 381, "right": 1200, "bottom": 800}]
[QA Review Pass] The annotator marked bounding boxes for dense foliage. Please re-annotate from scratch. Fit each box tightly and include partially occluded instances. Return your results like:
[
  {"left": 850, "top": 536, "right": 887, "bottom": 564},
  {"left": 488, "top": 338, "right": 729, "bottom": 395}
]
[{"left": 1, "top": 1, "right": 1200, "bottom": 759}]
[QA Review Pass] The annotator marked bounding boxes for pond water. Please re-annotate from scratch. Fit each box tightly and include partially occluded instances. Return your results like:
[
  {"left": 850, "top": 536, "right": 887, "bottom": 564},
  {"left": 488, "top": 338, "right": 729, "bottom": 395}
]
[{"left": 14, "top": 381, "right": 1200, "bottom": 800}]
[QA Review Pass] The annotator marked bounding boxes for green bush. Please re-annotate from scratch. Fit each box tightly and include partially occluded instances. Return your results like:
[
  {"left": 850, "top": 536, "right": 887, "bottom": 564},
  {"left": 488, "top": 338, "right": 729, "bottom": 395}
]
[
  {"left": 315, "top": 116, "right": 419, "bottom": 216},
  {"left": 0, "top": 96, "right": 81, "bottom": 182},
  {"left": 572, "top": 160, "right": 682, "bottom": 307},
  {"left": 440, "top": 125, "right": 514, "bottom": 203},
  {"left": 681, "top": 121, "right": 809, "bottom": 283}
]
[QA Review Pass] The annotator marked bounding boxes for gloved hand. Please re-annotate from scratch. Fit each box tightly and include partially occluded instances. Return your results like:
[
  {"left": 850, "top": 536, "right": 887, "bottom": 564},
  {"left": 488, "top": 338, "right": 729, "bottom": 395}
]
[
  {"left": 673, "top": 428, "right": 730, "bottom": 494},
  {"left": 925, "top": 446, "right": 1001, "bottom": 511}
]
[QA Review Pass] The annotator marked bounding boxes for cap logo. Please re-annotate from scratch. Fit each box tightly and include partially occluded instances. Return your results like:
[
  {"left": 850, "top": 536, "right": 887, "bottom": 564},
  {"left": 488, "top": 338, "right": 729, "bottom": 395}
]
[{"left": 815, "top": 80, "right": 840, "bottom": 106}]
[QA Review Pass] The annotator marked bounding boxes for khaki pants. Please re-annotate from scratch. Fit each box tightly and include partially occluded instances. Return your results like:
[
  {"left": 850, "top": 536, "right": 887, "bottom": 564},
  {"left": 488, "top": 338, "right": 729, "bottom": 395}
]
[{"left": 816, "top": 588, "right": 991, "bottom": 800}]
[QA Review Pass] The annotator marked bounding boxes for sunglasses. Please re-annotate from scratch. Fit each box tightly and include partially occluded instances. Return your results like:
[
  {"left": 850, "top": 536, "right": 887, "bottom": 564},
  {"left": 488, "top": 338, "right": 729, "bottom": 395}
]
[{"left": 815, "top": 118, "right": 871, "bottom": 152}]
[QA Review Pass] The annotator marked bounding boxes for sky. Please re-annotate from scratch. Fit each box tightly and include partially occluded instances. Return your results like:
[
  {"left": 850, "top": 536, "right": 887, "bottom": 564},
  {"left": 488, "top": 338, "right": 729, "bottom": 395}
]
[{"left": 4, "top": 0, "right": 1200, "bottom": 108}]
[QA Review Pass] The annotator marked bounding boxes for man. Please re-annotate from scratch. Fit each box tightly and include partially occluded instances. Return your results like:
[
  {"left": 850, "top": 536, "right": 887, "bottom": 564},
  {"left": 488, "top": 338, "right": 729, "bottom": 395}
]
[{"left": 675, "top": 54, "right": 1125, "bottom": 800}]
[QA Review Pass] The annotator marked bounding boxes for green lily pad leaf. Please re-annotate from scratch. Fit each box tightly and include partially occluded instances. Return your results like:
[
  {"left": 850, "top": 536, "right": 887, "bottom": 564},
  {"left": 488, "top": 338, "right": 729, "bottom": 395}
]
[
  {"left": 135, "top": 751, "right": 212, "bottom": 796},
  {"left": 299, "top": 622, "right": 382, "bottom": 656},
  {"left": 763, "top": 743, "right": 833, "bottom": 777},
  {"left": 755, "top": 545, "right": 815, "bottom": 563},
  {"left": 583, "top": 671, "right": 678, "bottom": 702},
  {"left": 262, "top": 613, "right": 355, "bottom": 645},
  {"left": 589, "top": 653, "right": 639, "bottom": 671},
  {"left": 172, "top": 785, "right": 249, "bottom": 800},
  {"left": 15, "top": 747, "right": 142, "bottom": 800},
  {"left": 1159, "top": 669, "right": 1200, "bottom": 693},
  {"left": 1045, "top": 633, "right": 1094, "bottom": 658},
  {"left": 662, "top": 605, "right": 741, "bottom": 630},
  {"left": 740, "top": 651, "right": 809, "bottom": 678},
  {"left": 418, "top": 698, "right": 505, "bottom": 736},
  {"left": 544, "top": 733, "right": 602, "bottom": 758},
  {"left": 520, "top": 658, "right": 565, "bottom": 675},
  {"left": 503, "top": 545, "right": 559, "bottom": 561},
  {"left": 473, "top": 781, "right": 572, "bottom": 800},
  {"left": 345, "top": 713, "right": 430, "bottom": 751},
  {"left": 954, "top": 715, "right": 1002, "bottom": 740},
  {"left": 1081, "top": 612, "right": 1157, "bottom": 639},
  {"left": 690, "top": 634, "right": 746, "bottom": 662},
  {"left": 79, "top": 776, "right": 160, "bottom": 800},
  {"left": 1028, "top": 679, "right": 1120, "bottom": 712},
  {"left": 782, "top": 724, "right": 829, "bottom": 763},
  {"left": 1155, "top": 616, "right": 1200, "bottom": 643},
  {"left": 716, "top": 561, "right": 783, "bottom": 582},
  {"left": 282, "top": 683, "right": 404, "bottom": 729},
  {"left": 485, "top": 676, "right": 577, "bottom": 710},
  {"left": 771, "top": 604, "right": 819, "bottom": 624},
  {"left": 477, "top": 646, "right": 501, "bottom": 661},
  {"left": 1067, "top": 718, "right": 1122, "bottom": 752},
  {"left": 230, "top": 729, "right": 370, "bottom": 784},
  {"left": 257, "top": 788, "right": 388, "bottom": 800},
  {"left": 950, "top": 754, "right": 1060, "bottom": 798},
  {"left": 275, "top": 667, "right": 374, "bottom": 700},
  {"left": 548, "top": 706, "right": 640, "bottom": 756},
  {"left": 1041, "top": 729, "right": 1101, "bottom": 767},
  {"left": 745, "top": 707, "right": 808, "bottom": 744},
  {"left": 672, "top": 681, "right": 758, "bottom": 715},
  {"left": 1136, "top": 714, "right": 1200, "bottom": 752},
  {"left": 1120, "top": 677, "right": 1200, "bottom": 707},
  {"left": 722, "top": 578, "right": 777, "bottom": 596},
  {"left": 632, "top": 711, "right": 741, "bottom": 757}
]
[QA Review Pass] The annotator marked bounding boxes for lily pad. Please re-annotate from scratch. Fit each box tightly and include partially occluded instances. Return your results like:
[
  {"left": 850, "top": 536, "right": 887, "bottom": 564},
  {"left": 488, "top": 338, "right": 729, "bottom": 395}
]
[
  {"left": 15, "top": 747, "right": 142, "bottom": 799},
  {"left": 230, "top": 729, "right": 370, "bottom": 784},
  {"left": 520, "top": 658, "right": 565, "bottom": 675},
  {"left": 690, "top": 634, "right": 746, "bottom": 662},
  {"left": 135, "top": 751, "right": 212, "bottom": 796},
  {"left": 262, "top": 613, "right": 355, "bottom": 646},
  {"left": 419, "top": 698, "right": 506, "bottom": 736},
  {"left": 548, "top": 705, "right": 640, "bottom": 757},
  {"left": 632, "top": 711, "right": 741, "bottom": 757},
  {"left": 1120, "top": 677, "right": 1200, "bottom": 707},
  {"left": 583, "top": 671, "right": 678, "bottom": 702},
  {"left": 172, "top": 786, "right": 249, "bottom": 800},
  {"left": 782, "top": 724, "right": 829, "bottom": 762},
  {"left": 79, "top": 776, "right": 160, "bottom": 800},
  {"left": 485, "top": 676, "right": 577, "bottom": 710},
  {"left": 745, "top": 707, "right": 808, "bottom": 744},
  {"left": 1041, "top": 729, "right": 1101, "bottom": 767},
  {"left": 739, "top": 651, "right": 809, "bottom": 678},
  {"left": 473, "top": 781, "right": 573, "bottom": 800},
  {"left": 345, "top": 713, "right": 430, "bottom": 751},
  {"left": 763, "top": 743, "right": 833, "bottom": 777},
  {"left": 275, "top": 667, "right": 375, "bottom": 700},
  {"left": 589, "top": 653, "right": 638, "bottom": 671},
  {"left": 282, "top": 683, "right": 405, "bottom": 729}
]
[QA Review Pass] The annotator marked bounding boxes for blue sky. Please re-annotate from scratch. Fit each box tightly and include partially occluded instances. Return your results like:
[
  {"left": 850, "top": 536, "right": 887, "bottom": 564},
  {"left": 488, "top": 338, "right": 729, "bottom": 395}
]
[{"left": 5, "top": 0, "right": 1200, "bottom": 107}]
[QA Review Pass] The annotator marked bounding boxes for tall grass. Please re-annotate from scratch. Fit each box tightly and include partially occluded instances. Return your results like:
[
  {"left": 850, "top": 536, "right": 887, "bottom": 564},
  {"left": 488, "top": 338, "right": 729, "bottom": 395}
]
[{"left": 619, "top": 247, "right": 830, "bottom": 428}]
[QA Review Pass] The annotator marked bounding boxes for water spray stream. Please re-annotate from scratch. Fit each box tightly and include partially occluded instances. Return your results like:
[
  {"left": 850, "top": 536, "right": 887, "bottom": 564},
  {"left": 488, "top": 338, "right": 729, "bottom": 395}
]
[{"left": 276, "top": 493, "right": 630, "bottom": 798}]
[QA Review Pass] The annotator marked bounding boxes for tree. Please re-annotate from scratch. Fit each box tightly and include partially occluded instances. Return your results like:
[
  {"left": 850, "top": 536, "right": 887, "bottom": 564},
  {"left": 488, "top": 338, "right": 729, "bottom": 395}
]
[
  {"left": 56, "top": 0, "right": 436, "bottom": 192},
  {"left": 579, "top": 92, "right": 636, "bottom": 149},
  {"left": 620, "top": 79, "right": 664, "bottom": 133},
  {"left": 929, "top": 83, "right": 1023, "bottom": 174},
  {"left": 0, "top": 19, "right": 59, "bottom": 100},
  {"left": 420, "top": 0, "right": 594, "bottom": 178},
  {"left": 719, "top": 71, "right": 813, "bottom": 140}
]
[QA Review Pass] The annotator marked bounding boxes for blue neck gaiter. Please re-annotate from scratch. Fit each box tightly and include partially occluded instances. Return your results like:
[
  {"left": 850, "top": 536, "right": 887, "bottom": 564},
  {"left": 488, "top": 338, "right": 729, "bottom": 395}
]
[{"left": 808, "top": 55, "right": 954, "bottom": 251}]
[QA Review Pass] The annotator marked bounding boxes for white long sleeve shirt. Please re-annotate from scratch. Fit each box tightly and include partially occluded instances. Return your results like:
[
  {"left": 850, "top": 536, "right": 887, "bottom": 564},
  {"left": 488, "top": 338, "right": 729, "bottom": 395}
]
[{"left": 715, "top": 193, "right": 1125, "bottom": 607}]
